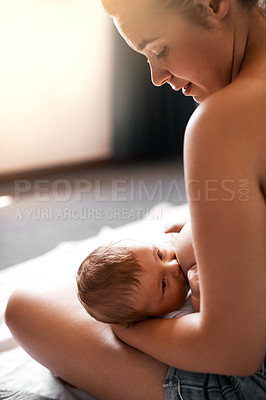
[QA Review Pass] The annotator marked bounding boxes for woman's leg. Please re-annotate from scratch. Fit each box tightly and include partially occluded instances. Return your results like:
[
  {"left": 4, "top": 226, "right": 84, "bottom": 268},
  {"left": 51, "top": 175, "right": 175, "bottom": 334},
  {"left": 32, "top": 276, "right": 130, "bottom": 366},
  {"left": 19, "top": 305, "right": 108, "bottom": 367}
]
[{"left": 5, "top": 280, "right": 168, "bottom": 400}]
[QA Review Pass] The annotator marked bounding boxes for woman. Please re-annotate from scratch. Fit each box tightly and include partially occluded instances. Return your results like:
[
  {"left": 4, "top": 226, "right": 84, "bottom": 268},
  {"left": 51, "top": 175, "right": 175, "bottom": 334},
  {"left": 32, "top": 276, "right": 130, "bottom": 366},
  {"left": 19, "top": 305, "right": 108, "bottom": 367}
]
[{"left": 5, "top": 0, "right": 266, "bottom": 399}]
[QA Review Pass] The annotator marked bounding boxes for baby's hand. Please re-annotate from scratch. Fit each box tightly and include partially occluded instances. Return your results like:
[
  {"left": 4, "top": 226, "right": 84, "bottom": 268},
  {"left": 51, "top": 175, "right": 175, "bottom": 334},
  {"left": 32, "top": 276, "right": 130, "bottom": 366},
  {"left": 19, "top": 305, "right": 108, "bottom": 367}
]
[
  {"left": 164, "top": 223, "right": 184, "bottom": 233},
  {"left": 163, "top": 232, "right": 179, "bottom": 247},
  {"left": 187, "top": 264, "right": 200, "bottom": 312}
]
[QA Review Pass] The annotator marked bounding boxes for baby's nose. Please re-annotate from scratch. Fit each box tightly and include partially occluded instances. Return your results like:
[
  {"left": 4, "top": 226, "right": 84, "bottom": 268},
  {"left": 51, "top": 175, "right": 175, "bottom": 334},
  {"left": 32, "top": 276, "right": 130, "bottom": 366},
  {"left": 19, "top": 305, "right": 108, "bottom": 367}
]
[{"left": 167, "top": 247, "right": 176, "bottom": 261}]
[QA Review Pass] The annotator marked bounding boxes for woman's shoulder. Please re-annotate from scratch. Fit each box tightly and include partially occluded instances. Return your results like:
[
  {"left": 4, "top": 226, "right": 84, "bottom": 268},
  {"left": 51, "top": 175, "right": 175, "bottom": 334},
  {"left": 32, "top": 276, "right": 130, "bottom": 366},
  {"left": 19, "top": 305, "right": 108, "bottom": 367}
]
[
  {"left": 188, "top": 75, "right": 266, "bottom": 139},
  {"left": 184, "top": 83, "right": 266, "bottom": 204},
  {"left": 185, "top": 78, "right": 266, "bottom": 196}
]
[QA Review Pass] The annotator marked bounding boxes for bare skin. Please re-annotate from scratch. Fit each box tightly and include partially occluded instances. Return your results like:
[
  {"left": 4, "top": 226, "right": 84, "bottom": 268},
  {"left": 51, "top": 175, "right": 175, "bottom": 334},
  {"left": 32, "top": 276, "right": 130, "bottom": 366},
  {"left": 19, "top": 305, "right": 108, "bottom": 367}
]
[
  {"left": 5, "top": 0, "right": 266, "bottom": 398},
  {"left": 106, "top": 0, "right": 266, "bottom": 376},
  {"left": 5, "top": 281, "right": 168, "bottom": 400}
]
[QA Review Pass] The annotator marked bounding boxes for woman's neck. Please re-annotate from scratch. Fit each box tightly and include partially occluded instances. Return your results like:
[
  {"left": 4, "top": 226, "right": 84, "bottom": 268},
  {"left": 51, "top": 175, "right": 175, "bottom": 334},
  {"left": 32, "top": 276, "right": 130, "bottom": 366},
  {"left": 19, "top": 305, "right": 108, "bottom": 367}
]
[{"left": 234, "top": 6, "right": 266, "bottom": 79}]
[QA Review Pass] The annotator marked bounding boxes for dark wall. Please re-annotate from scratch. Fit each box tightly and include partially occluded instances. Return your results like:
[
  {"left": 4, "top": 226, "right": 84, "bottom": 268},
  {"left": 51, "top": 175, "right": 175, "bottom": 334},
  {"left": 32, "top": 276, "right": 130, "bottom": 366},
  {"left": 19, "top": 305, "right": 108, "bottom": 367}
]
[{"left": 111, "top": 28, "right": 196, "bottom": 160}]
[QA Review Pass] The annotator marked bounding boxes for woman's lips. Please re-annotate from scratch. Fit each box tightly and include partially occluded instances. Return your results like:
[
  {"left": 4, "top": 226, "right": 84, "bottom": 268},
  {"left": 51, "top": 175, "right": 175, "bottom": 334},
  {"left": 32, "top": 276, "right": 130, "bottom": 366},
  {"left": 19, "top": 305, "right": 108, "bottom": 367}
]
[
  {"left": 169, "top": 81, "right": 193, "bottom": 97},
  {"left": 182, "top": 82, "right": 192, "bottom": 96}
]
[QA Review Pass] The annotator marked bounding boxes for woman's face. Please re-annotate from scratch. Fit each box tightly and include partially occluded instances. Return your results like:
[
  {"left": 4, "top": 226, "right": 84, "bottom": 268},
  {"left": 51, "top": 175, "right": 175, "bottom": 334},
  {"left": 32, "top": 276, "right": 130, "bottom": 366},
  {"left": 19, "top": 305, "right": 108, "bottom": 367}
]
[{"left": 102, "top": 0, "right": 233, "bottom": 103}]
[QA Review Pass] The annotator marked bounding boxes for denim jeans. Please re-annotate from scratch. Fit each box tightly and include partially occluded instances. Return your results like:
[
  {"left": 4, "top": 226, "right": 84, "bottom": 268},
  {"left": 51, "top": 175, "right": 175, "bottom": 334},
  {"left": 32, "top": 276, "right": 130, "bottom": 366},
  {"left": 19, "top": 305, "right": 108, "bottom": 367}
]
[{"left": 164, "top": 360, "right": 266, "bottom": 400}]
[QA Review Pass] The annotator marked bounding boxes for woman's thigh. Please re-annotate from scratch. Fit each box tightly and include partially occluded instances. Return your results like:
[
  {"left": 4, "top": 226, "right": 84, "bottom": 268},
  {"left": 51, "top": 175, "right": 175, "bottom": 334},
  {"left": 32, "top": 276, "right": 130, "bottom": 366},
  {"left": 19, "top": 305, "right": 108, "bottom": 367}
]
[{"left": 5, "top": 280, "right": 168, "bottom": 400}]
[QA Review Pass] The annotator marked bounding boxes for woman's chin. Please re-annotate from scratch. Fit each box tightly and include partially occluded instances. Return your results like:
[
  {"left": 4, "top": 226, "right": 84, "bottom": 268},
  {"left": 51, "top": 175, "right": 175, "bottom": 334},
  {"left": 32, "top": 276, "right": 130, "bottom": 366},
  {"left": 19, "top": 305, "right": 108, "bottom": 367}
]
[{"left": 192, "top": 91, "right": 209, "bottom": 104}]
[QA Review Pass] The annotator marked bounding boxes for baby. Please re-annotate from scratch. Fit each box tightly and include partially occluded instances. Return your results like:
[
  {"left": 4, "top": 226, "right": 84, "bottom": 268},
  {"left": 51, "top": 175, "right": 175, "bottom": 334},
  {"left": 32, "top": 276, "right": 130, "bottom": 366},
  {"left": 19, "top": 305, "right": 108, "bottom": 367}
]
[{"left": 77, "top": 221, "right": 199, "bottom": 326}]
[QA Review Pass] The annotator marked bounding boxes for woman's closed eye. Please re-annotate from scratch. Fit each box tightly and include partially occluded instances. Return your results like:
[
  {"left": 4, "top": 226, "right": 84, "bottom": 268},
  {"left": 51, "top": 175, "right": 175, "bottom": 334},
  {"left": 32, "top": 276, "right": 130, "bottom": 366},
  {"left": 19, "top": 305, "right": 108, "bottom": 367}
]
[
  {"left": 162, "top": 279, "right": 166, "bottom": 292},
  {"left": 156, "top": 46, "right": 168, "bottom": 60}
]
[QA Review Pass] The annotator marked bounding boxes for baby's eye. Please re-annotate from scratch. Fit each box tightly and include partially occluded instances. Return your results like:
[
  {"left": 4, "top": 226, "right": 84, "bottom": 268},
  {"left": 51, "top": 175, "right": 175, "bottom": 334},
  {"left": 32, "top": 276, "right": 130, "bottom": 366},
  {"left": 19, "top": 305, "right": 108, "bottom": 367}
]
[
  {"left": 162, "top": 279, "right": 166, "bottom": 292},
  {"left": 157, "top": 250, "right": 163, "bottom": 260}
]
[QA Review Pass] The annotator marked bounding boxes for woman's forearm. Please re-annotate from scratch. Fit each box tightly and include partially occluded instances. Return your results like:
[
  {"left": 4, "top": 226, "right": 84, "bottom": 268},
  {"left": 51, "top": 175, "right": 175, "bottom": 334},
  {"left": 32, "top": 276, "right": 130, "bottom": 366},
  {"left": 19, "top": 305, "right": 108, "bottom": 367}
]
[
  {"left": 113, "top": 312, "right": 262, "bottom": 377},
  {"left": 114, "top": 314, "right": 211, "bottom": 373}
]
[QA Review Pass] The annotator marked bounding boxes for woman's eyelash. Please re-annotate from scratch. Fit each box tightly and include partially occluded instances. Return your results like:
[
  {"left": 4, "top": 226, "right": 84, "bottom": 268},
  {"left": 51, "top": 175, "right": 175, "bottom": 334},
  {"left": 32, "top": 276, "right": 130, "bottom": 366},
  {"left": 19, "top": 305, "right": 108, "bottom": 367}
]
[
  {"left": 157, "top": 250, "right": 163, "bottom": 260},
  {"left": 157, "top": 47, "right": 168, "bottom": 59}
]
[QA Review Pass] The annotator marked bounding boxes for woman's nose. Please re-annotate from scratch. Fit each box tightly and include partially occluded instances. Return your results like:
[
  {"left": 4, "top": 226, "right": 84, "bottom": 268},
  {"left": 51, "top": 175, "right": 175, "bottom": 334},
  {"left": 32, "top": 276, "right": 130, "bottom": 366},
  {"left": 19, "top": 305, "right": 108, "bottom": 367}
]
[{"left": 149, "top": 60, "right": 171, "bottom": 87}]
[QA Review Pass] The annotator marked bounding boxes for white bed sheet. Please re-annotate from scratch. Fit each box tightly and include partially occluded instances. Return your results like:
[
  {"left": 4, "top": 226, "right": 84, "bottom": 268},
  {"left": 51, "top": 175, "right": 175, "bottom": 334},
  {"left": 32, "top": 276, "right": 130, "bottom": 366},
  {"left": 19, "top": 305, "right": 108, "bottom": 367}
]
[{"left": 0, "top": 203, "right": 189, "bottom": 400}]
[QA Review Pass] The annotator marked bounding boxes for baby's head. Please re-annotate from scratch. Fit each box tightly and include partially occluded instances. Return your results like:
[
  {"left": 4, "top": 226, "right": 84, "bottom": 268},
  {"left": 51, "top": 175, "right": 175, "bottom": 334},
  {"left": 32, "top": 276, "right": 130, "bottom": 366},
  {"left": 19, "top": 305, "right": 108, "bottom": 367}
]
[
  {"left": 76, "top": 241, "right": 146, "bottom": 326},
  {"left": 77, "top": 237, "right": 187, "bottom": 326}
]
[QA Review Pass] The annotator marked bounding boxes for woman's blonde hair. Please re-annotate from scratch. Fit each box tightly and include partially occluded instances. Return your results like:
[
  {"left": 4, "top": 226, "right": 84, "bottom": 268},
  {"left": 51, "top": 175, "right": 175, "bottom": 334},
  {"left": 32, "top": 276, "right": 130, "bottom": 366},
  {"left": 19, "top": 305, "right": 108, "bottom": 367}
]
[
  {"left": 103, "top": 0, "right": 265, "bottom": 26},
  {"left": 163, "top": 0, "right": 266, "bottom": 28}
]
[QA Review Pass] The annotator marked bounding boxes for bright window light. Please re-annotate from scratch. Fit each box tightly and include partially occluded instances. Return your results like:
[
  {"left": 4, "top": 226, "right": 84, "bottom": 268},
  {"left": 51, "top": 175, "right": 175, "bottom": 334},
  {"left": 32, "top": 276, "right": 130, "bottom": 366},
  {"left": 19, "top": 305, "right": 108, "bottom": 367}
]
[{"left": 0, "top": 196, "right": 13, "bottom": 208}]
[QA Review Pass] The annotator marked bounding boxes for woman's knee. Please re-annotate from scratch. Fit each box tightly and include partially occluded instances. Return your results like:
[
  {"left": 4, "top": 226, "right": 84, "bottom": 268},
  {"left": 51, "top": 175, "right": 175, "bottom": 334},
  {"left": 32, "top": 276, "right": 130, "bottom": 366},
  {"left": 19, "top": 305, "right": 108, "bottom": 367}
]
[{"left": 5, "top": 288, "right": 37, "bottom": 337}]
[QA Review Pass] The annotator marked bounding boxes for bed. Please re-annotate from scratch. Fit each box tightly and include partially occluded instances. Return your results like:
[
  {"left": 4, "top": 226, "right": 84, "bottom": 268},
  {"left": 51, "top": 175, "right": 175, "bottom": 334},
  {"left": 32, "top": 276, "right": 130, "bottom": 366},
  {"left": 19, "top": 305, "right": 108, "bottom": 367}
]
[{"left": 0, "top": 203, "right": 189, "bottom": 400}]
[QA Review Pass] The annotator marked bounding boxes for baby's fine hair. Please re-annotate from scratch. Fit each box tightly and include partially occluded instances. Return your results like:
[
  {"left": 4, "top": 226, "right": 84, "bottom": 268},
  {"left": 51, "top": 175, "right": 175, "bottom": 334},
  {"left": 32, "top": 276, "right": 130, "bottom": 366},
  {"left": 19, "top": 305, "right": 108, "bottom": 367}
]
[{"left": 76, "top": 241, "right": 146, "bottom": 326}]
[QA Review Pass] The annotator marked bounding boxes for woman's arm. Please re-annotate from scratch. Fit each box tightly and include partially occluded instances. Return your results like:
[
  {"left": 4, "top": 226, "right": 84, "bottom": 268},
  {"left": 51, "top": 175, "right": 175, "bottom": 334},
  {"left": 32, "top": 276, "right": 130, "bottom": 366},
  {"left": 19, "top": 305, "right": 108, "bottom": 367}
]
[{"left": 113, "top": 95, "right": 266, "bottom": 376}]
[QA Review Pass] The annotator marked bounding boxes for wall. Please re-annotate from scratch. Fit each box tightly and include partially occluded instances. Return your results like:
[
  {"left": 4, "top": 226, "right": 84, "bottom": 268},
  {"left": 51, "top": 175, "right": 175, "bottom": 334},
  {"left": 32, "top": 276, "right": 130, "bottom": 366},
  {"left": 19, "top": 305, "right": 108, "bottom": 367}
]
[{"left": 0, "top": 0, "right": 113, "bottom": 176}]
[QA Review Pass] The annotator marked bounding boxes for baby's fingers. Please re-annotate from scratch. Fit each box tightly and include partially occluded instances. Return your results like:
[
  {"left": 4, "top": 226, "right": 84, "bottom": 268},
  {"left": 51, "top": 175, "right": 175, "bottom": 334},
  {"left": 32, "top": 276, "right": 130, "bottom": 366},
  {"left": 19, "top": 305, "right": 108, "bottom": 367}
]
[
  {"left": 187, "top": 265, "right": 200, "bottom": 299},
  {"left": 164, "top": 223, "right": 184, "bottom": 233}
]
